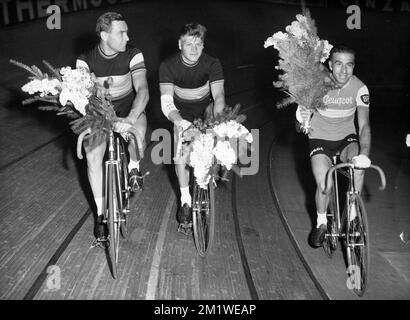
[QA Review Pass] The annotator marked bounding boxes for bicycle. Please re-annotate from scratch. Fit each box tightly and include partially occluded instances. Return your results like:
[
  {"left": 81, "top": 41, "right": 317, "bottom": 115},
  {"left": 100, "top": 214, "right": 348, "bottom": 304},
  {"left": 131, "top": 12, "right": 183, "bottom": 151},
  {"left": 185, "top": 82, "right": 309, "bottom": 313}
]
[
  {"left": 178, "top": 133, "right": 240, "bottom": 257},
  {"left": 77, "top": 125, "right": 144, "bottom": 279},
  {"left": 190, "top": 165, "right": 220, "bottom": 257},
  {"left": 322, "top": 155, "right": 386, "bottom": 296}
]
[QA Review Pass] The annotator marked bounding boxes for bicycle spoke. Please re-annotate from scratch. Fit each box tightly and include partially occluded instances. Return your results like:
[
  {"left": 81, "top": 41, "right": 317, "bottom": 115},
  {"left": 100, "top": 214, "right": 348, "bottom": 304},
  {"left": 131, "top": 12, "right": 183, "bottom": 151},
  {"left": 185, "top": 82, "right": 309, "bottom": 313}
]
[
  {"left": 192, "top": 181, "right": 215, "bottom": 257},
  {"left": 346, "top": 195, "right": 369, "bottom": 296},
  {"left": 323, "top": 186, "right": 338, "bottom": 258},
  {"left": 107, "top": 165, "right": 118, "bottom": 279}
]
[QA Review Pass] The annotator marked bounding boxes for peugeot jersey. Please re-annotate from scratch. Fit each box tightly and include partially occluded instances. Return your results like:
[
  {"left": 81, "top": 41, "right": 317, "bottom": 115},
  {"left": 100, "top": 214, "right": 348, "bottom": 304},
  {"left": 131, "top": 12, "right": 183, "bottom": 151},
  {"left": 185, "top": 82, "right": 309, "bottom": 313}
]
[
  {"left": 159, "top": 53, "right": 224, "bottom": 121},
  {"left": 76, "top": 45, "right": 146, "bottom": 117},
  {"left": 309, "top": 75, "right": 370, "bottom": 140}
]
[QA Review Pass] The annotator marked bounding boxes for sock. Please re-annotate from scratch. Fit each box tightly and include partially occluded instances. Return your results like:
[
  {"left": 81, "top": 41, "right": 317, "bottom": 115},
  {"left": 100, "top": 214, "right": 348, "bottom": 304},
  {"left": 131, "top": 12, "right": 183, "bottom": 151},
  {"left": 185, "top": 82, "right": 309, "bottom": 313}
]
[
  {"left": 128, "top": 159, "right": 140, "bottom": 172},
  {"left": 316, "top": 211, "right": 327, "bottom": 228},
  {"left": 180, "top": 186, "right": 192, "bottom": 207},
  {"left": 349, "top": 203, "right": 357, "bottom": 222},
  {"left": 95, "top": 196, "right": 104, "bottom": 217}
]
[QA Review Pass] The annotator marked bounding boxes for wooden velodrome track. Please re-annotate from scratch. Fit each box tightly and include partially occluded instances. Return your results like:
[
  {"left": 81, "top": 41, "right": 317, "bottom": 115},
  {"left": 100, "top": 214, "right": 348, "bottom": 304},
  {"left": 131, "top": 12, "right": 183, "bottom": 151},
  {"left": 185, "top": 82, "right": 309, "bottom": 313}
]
[{"left": 1, "top": 1, "right": 409, "bottom": 301}]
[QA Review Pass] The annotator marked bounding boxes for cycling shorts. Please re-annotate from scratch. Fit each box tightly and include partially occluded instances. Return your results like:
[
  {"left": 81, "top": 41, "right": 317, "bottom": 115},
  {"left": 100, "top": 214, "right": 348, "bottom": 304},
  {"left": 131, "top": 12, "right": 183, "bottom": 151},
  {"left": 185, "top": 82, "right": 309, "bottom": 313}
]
[{"left": 309, "top": 134, "right": 359, "bottom": 159}]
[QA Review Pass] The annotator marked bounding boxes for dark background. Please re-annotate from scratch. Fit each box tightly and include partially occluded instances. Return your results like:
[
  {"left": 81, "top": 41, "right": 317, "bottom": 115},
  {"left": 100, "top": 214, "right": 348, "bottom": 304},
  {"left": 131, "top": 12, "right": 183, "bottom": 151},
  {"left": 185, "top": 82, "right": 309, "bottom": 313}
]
[{"left": 1, "top": 0, "right": 409, "bottom": 136}]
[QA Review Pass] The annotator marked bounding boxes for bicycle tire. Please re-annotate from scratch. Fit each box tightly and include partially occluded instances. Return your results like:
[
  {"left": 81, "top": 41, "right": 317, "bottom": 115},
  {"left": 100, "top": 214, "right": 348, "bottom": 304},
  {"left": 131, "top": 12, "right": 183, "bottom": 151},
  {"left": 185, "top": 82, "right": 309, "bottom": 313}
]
[
  {"left": 323, "top": 185, "right": 338, "bottom": 258},
  {"left": 345, "top": 193, "right": 369, "bottom": 297},
  {"left": 118, "top": 136, "right": 129, "bottom": 239},
  {"left": 106, "top": 164, "right": 120, "bottom": 279},
  {"left": 192, "top": 180, "right": 215, "bottom": 257}
]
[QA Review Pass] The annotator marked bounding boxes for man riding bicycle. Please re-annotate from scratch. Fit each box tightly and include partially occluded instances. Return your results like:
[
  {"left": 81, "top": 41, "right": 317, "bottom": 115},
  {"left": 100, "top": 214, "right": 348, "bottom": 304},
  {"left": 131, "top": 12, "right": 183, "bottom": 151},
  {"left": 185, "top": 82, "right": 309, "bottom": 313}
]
[
  {"left": 159, "top": 23, "right": 226, "bottom": 235},
  {"left": 297, "top": 45, "right": 372, "bottom": 248},
  {"left": 76, "top": 12, "right": 149, "bottom": 241}
]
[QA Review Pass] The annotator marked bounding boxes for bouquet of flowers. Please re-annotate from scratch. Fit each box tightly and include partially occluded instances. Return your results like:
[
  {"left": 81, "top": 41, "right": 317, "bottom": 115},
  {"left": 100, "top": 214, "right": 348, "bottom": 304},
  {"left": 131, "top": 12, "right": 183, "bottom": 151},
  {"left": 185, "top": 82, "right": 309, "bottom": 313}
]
[
  {"left": 10, "top": 59, "right": 120, "bottom": 150},
  {"left": 264, "top": 9, "right": 339, "bottom": 133},
  {"left": 179, "top": 104, "right": 253, "bottom": 189}
]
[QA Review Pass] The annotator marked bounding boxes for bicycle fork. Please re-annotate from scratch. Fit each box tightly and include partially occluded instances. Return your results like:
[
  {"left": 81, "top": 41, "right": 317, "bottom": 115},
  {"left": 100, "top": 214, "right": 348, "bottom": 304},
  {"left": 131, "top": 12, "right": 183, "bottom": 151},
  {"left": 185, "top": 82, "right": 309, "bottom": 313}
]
[{"left": 104, "top": 131, "right": 126, "bottom": 227}]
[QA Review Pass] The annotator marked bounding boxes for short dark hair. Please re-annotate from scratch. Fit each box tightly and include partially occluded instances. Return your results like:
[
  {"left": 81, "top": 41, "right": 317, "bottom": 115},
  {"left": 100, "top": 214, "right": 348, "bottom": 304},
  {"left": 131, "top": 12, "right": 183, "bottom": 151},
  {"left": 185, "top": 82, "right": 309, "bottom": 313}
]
[
  {"left": 330, "top": 45, "right": 356, "bottom": 62},
  {"left": 96, "top": 12, "right": 125, "bottom": 38},
  {"left": 179, "top": 23, "right": 207, "bottom": 42}
]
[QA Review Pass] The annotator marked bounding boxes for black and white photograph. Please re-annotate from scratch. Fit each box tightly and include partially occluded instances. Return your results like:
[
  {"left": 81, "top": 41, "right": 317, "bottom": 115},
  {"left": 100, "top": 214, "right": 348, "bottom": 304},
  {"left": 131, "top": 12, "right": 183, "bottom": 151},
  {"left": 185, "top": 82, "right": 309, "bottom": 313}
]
[{"left": 0, "top": 0, "right": 409, "bottom": 305}]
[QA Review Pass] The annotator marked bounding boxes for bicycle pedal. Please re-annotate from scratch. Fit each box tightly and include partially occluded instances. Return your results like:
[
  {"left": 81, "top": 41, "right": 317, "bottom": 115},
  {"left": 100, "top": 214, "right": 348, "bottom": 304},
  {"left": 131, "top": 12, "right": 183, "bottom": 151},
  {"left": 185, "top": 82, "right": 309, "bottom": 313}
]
[
  {"left": 177, "top": 223, "right": 193, "bottom": 235},
  {"left": 90, "top": 237, "right": 109, "bottom": 249}
]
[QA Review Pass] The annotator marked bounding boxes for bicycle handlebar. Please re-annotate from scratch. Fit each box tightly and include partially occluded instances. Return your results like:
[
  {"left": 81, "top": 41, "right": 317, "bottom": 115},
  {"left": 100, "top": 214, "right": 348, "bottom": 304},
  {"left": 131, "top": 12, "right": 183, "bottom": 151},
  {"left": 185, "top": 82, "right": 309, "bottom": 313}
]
[
  {"left": 76, "top": 128, "right": 91, "bottom": 159},
  {"left": 323, "top": 163, "right": 386, "bottom": 194},
  {"left": 76, "top": 126, "right": 144, "bottom": 160}
]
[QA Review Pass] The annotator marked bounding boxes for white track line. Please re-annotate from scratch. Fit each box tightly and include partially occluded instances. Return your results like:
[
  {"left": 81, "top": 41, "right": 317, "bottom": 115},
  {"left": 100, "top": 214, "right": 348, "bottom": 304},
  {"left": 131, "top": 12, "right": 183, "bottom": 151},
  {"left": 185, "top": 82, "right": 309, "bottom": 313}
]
[{"left": 145, "top": 193, "right": 176, "bottom": 299}]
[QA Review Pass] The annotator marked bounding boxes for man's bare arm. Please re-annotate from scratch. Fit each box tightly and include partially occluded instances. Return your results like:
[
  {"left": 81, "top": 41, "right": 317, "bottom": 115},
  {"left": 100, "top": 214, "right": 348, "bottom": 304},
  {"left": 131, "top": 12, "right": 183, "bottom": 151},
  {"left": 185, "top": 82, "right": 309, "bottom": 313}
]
[
  {"left": 357, "top": 107, "right": 371, "bottom": 156},
  {"left": 127, "top": 70, "right": 149, "bottom": 123},
  {"left": 210, "top": 81, "right": 226, "bottom": 117}
]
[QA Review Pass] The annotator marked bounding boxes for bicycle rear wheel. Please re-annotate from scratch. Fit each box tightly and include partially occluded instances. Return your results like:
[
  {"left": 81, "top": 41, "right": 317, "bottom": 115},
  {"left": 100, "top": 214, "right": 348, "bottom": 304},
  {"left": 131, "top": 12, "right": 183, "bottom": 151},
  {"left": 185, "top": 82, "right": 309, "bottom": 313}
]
[
  {"left": 345, "top": 193, "right": 369, "bottom": 296},
  {"left": 192, "top": 181, "right": 215, "bottom": 257},
  {"left": 106, "top": 164, "right": 121, "bottom": 279},
  {"left": 323, "top": 186, "right": 338, "bottom": 258}
]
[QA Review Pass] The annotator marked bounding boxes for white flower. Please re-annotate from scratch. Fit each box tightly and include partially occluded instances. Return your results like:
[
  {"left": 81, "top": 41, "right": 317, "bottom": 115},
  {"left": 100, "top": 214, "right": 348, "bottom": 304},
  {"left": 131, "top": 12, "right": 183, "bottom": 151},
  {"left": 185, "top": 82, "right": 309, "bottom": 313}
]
[
  {"left": 57, "top": 67, "right": 94, "bottom": 115},
  {"left": 320, "top": 40, "right": 333, "bottom": 63},
  {"left": 213, "top": 120, "right": 252, "bottom": 142},
  {"left": 213, "top": 140, "right": 236, "bottom": 170},
  {"left": 22, "top": 78, "right": 60, "bottom": 96},
  {"left": 59, "top": 88, "right": 87, "bottom": 115},
  {"left": 264, "top": 31, "right": 288, "bottom": 50},
  {"left": 285, "top": 21, "right": 308, "bottom": 40},
  {"left": 296, "top": 14, "right": 308, "bottom": 26},
  {"left": 189, "top": 133, "right": 215, "bottom": 189}
]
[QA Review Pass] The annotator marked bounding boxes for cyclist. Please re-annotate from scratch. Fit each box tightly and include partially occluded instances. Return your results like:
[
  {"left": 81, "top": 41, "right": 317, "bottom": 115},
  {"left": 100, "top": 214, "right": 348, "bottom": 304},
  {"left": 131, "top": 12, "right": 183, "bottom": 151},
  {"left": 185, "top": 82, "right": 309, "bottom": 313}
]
[
  {"left": 76, "top": 12, "right": 149, "bottom": 240},
  {"left": 297, "top": 45, "right": 372, "bottom": 247},
  {"left": 159, "top": 23, "right": 226, "bottom": 235}
]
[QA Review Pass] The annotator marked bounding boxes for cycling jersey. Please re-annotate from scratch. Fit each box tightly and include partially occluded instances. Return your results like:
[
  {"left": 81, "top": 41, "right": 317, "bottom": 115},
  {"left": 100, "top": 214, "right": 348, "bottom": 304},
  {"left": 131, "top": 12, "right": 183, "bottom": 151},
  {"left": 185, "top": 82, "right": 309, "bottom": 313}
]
[
  {"left": 159, "top": 52, "right": 224, "bottom": 122},
  {"left": 309, "top": 75, "right": 370, "bottom": 141},
  {"left": 76, "top": 45, "right": 146, "bottom": 117}
]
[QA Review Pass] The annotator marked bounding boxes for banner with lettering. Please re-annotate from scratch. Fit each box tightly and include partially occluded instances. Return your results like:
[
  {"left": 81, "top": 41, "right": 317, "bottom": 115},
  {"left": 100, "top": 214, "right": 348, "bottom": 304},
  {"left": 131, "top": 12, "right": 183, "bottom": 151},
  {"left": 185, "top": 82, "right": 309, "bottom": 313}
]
[
  {"left": 1, "top": 0, "right": 409, "bottom": 29},
  {"left": 0, "top": 0, "right": 133, "bottom": 28}
]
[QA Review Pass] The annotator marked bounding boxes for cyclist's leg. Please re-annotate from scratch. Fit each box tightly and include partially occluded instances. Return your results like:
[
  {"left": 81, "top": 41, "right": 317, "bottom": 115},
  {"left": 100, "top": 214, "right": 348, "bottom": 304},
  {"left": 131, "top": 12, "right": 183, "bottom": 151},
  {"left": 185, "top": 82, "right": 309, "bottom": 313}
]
[
  {"left": 128, "top": 112, "right": 147, "bottom": 190},
  {"left": 173, "top": 124, "right": 192, "bottom": 232},
  {"left": 128, "top": 111, "right": 147, "bottom": 164},
  {"left": 173, "top": 123, "right": 191, "bottom": 203},
  {"left": 311, "top": 153, "right": 332, "bottom": 216},
  {"left": 309, "top": 141, "right": 332, "bottom": 247},
  {"left": 84, "top": 139, "right": 107, "bottom": 239},
  {"left": 340, "top": 136, "right": 364, "bottom": 192}
]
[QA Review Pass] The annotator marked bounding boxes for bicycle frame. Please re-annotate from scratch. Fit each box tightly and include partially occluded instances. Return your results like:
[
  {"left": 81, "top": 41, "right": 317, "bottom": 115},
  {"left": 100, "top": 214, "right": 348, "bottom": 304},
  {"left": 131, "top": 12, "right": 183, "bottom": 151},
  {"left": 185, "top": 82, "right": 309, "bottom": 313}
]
[
  {"left": 323, "top": 158, "right": 386, "bottom": 296},
  {"left": 77, "top": 127, "right": 138, "bottom": 279},
  {"left": 104, "top": 130, "right": 125, "bottom": 217},
  {"left": 104, "top": 130, "right": 129, "bottom": 278},
  {"left": 331, "top": 157, "right": 357, "bottom": 234}
]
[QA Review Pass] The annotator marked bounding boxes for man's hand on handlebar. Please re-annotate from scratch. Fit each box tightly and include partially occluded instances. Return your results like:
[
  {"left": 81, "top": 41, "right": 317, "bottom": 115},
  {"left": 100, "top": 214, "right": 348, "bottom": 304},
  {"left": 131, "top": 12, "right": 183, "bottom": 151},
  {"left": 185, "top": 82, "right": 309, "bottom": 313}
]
[
  {"left": 352, "top": 154, "right": 371, "bottom": 168},
  {"left": 176, "top": 119, "right": 192, "bottom": 132},
  {"left": 113, "top": 119, "right": 133, "bottom": 133}
]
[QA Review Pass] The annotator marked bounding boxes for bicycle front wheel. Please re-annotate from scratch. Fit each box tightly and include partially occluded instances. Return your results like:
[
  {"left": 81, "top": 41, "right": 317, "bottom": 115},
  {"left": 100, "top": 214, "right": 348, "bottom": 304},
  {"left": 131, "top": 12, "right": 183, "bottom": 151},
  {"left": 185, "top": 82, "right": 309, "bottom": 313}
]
[
  {"left": 106, "top": 164, "right": 121, "bottom": 279},
  {"left": 323, "top": 185, "right": 338, "bottom": 258},
  {"left": 345, "top": 193, "right": 369, "bottom": 297},
  {"left": 192, "top": 181, "right": 215, "bottom": 257}
]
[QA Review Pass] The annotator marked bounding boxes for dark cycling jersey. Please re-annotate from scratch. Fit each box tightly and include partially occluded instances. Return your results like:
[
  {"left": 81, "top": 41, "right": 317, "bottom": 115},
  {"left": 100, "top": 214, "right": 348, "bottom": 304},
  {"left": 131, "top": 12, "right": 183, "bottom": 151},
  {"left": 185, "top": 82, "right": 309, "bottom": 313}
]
[
  {"left": 310, "top": 75, "right": 370, "bottom": 141},
  {"left": 159, "top": 52, "right": 224, "bottom": 122},
  {"left": 76, "top": 45, "right": 146, "bottom": 117}
]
